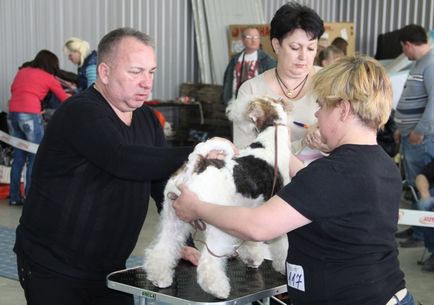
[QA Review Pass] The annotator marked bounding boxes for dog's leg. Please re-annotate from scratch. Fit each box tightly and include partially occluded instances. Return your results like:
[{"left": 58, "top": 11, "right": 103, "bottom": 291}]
[
  {"left": 143, "top": 197, "right": 191, "bottom": 288},
  {"left": 267, "top": 234, "right": 288, "bottom": 274},
  {"left": 237, "top": 241, "right": 267, "bottom": 268},
  {"left": 196, "top": 225, "right": 239, "bottom": 299}
]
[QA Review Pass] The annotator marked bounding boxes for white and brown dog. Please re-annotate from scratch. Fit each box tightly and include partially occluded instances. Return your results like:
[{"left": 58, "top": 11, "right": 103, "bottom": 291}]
[{"left": 143, "top": 96, "right": 291, "bottom": 299}]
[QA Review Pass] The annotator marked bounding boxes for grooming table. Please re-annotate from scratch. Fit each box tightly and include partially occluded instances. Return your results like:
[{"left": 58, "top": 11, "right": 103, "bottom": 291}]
[{"left": 107, "top": 258, "right": 287, "bottom": 305}]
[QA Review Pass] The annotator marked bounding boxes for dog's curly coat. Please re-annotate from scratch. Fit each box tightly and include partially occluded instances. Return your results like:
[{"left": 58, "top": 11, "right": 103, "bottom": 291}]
[{"left": 143, "top": 96, "right": 291, "bottom": 299}]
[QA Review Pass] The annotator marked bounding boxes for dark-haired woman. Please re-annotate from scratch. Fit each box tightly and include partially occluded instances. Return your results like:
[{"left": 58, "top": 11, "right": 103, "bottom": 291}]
[
  {"left": 8, "top": 50, "right": 69, "bottom": 205},
  {"left": 234, "top": 2, "right": 328, "bottom": 165}
]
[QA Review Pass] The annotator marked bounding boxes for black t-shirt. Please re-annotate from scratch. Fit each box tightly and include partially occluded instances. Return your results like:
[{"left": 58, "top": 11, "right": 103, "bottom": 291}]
[
  {"left": 14, "top": 87, "right": 192, "bottom": 279},
  {"left": 278, "top": 144, "right": 405, "bottom": 305}
]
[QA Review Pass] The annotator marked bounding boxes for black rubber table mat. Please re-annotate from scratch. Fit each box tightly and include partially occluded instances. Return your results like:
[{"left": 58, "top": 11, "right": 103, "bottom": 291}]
[{"left": 107, "top": 258, "right": 287, "bottom": 305}]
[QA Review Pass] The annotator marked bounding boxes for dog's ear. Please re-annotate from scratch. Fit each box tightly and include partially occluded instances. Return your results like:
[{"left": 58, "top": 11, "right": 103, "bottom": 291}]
[{"left": 247, "top": 101, "right": 264, "bottom": 124}]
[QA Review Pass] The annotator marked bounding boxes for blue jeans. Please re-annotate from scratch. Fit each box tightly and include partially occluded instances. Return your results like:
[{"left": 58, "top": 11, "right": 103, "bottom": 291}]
[
  {"left": 401, "top": 134, "right": 434, "bottom": 240},
  {"left": 397, "top": 291, "right": 418, "bottom": 305},
  {"left": 401, "top": 135, "right": 434, "bottom": 185},
  {"left": 416, "top": 198, "right": 434, "bottom": 253},
  {"left": 7, "top": 112, "right": 44, "bottom": 202}
]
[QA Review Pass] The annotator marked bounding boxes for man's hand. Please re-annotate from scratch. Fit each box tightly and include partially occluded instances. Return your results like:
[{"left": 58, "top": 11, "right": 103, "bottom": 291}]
[
  {"left": 409, "top": 130, "right": 424, "bottom": 145},
  {"left": 393, "top": 130, "right": 401, "bottom": 144},
  {"left": 181, "top": 246, "right": 201, "bottom": 266}
]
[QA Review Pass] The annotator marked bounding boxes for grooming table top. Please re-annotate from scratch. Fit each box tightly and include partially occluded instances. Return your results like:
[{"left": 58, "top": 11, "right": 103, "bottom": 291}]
[{"left": 107, "top": 258, "right": 287, "bottom": 305}]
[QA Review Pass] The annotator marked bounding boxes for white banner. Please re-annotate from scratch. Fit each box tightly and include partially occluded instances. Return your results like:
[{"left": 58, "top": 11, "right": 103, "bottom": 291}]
[
  {"left": 398, "top": 209, "right": 434, "bottom": 227},
  {"left": 0, "top": 130, "right": 39, "bottom": 154}
]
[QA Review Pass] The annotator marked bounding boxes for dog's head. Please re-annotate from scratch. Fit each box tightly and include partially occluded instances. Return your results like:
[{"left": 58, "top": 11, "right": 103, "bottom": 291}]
[{"left": 226, "top": 96, "right": 292, "bottom": 134}]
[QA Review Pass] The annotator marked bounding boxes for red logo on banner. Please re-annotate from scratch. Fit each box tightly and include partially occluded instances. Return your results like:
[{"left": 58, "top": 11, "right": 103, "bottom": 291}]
[{"left": 420, "top": 215, "right": 434, "bottom": 224}]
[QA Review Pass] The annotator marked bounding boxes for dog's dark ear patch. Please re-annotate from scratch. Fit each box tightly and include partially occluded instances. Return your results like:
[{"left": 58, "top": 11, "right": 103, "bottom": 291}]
[
  {"left": 195, "top": 157, "right": 226, "bottom": 174},
  {"left": 233, "top": 155, "right": 283, "bottom": 200},
  {"left": 250, "top": 100, "right": 279, "bottom": 132},
  {"left": 250, "top": 142, "right": 265, "bottom": 149}
]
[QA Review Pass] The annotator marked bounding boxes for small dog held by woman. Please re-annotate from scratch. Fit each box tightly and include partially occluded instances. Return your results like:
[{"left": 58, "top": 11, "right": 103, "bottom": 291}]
[{"left": 143, "top": 96, "right": 291, "bottom": 299}]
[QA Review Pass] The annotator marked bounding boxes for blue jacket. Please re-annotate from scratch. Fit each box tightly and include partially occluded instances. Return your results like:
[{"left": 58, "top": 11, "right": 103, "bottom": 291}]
[{"left": 77, "top": 50, "right": 97, "bottom": 91}]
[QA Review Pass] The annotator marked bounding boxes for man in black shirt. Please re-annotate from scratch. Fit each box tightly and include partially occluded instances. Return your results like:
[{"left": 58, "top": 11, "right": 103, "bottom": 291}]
[{"left": 14, "top": 27, "right": 195, "bottom": 305}]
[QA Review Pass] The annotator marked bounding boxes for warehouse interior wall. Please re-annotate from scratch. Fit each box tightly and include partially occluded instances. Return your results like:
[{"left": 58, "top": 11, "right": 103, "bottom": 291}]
[{"left": 1, "top": 0, "right": 433, "bottom": 112}]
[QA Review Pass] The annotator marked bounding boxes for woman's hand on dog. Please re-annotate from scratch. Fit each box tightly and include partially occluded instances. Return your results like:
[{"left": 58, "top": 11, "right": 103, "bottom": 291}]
[{"left": 173, "top": 184, "right": 201, "bottom": 223}]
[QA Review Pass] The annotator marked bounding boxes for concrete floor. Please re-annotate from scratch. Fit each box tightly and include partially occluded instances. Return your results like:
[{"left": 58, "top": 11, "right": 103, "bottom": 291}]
[{"left": 0, "top": 198, "right": 433, "bottom": 305}]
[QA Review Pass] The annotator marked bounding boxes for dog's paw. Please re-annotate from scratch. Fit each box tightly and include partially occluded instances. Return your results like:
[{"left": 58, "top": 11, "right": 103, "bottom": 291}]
[
  {"left": 272, "top": 258, "right": 286, "bottom": 275},
  {"left": 197, "top": 269, "right": 230, "bottom": 299},
  {"left": 197, "top": 259, "right": 231, "bottom": 299},
  {"left": 143, "top": 262, "right": 174, "bottom": 288},
  {"left": 143, "top": 251, "right": 174, "bottom": 288},
  {"left": 237, "top": 241, "right": 266, "bottom": 268}
]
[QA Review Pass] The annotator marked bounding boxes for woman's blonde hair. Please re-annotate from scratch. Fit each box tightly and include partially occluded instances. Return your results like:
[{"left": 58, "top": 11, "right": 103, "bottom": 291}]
[
  {"left": 64, "top": 37, "right": 91, "bottom": 67},
  {"left": 310, "top": 55, "right": 392, "bottom": 130}
]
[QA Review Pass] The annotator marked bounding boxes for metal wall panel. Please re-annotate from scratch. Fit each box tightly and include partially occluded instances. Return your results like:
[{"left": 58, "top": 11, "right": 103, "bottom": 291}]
[
  {"left": 0, "top": 0, "right": 197, "bottom": 111},
  {"left": 1, "top": 0, "right": 433, "bottom": 112},
  {"left": 193, "top": 0, "right": 264, "bottom": 84},
  {"left": 262, "top": 0, "right": 434, "bottom": 57}
]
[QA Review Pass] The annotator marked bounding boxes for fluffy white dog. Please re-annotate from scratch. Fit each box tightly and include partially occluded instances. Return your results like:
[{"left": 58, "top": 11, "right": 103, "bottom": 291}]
[{"left": 143, "top": 96, "right": 291, "bottom": 299}]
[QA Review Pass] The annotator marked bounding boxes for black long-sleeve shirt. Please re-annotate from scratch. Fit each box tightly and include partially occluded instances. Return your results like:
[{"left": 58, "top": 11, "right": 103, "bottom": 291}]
[{"left": 14, "top": 87, "right": 192, "bottom": 279}]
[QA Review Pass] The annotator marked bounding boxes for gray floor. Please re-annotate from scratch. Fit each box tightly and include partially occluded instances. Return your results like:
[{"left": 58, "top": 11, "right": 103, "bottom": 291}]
[{"left": 0, "top": 198, "right": 432, "bottom": 305}]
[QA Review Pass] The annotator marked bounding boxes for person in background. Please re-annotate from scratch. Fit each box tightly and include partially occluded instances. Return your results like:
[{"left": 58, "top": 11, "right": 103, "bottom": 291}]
[
  {"left": 221, "top": 27, "right": 276, "bottom": 104},
  {"left": 317, "top": 45, "right": 344, "bottom": 67},
  {"left": 13, "top": 27, "right": 199, "bottom": 305},
  {"left": 313, "top": 35, "right": 329, "bottom": 66},
  {"left": 413, "top": 160, "right": 434, "bottom": 272},
  {"left": 331, "top": 36, "right": 348, "bottom": 55},
  {"left": 174, "top": 55, "right": 417, "bottom": 305},
  {"left": 7, "top": 50, "right": 69, "bottom": 206},
  {"left": 234, "top": 2, "right": 329, "bottom": 165},
  {"left": 394, "top": 24, "right": 434, "bottom": 248},
  {"left": 64, "top": 37, "right": 97, "bottom": 92}
]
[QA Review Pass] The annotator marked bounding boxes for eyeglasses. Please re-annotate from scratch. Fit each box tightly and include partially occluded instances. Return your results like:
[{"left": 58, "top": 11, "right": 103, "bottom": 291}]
[{"left": 243, "top": 35, "right": 260, "bottom": 41}]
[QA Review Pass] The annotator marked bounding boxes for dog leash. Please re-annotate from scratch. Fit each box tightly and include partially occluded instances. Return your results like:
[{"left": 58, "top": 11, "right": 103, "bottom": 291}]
[{"left": 270, "top": 123, "right": 286, "bottom": 198}]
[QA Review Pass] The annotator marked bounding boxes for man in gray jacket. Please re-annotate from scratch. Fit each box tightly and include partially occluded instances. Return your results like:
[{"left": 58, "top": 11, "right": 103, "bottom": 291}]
[
  {"left": 221, "top": 27, "right": 276, "bottom": 104},
  {"left": 394, "top": 24, "right": 434, "bottom": 248}
]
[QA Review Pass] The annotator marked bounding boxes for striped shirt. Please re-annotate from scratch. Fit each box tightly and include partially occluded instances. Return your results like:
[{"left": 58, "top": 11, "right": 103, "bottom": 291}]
[{"left": 395, "top": 49, "right": 434, "bottom": 136}]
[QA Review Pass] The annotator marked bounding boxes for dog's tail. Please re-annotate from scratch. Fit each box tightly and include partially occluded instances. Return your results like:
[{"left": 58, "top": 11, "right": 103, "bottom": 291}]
[{"left": 185, "top": 139, "right": 235, "bottom": 177}]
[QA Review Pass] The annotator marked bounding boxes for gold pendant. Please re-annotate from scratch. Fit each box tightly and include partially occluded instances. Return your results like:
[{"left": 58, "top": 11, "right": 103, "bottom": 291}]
[{"left": 287, "top": 90, "right": 293, "bottom": 97}]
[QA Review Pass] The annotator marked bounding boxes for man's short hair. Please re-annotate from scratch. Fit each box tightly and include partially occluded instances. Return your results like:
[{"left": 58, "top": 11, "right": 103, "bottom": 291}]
[
  {"left": 399, "top": 24, "right": 428, "bottom": 45},
  {"left": 97, "top": 27, "right": 154, "bottom": 67}
]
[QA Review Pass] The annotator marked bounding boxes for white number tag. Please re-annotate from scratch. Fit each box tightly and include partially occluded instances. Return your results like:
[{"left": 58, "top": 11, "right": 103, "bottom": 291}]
[{"left": 286, "top": 262, "right": 305, "bottom": 291}]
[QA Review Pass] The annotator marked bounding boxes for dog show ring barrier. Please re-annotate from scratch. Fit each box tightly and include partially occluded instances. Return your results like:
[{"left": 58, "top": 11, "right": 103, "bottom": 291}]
[{"left": 106, "top": 258, "right": 287, "bottom": 305}]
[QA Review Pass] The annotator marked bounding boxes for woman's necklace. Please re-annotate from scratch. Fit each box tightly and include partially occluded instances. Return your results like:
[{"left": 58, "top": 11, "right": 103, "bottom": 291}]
[{"left": 275, "top": 68, "right": 309, "bottom": 99}]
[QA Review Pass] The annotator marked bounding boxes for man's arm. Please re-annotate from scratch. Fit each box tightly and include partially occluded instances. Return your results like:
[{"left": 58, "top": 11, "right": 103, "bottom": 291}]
[
  {"left": 413, "top": 64, "right": 434, "bottom": 139},
  {"left": 415, "top": 174, "right": 431, "bottom": 199}
]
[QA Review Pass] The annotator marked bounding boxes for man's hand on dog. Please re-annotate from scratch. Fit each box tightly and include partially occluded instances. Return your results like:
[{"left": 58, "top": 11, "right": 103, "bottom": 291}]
[
  {"left": 206, "top": 137, "right": 239, "bottom": 159},
  {"left": 181, "top": 246, "right": 201, "bottom": 266}
]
